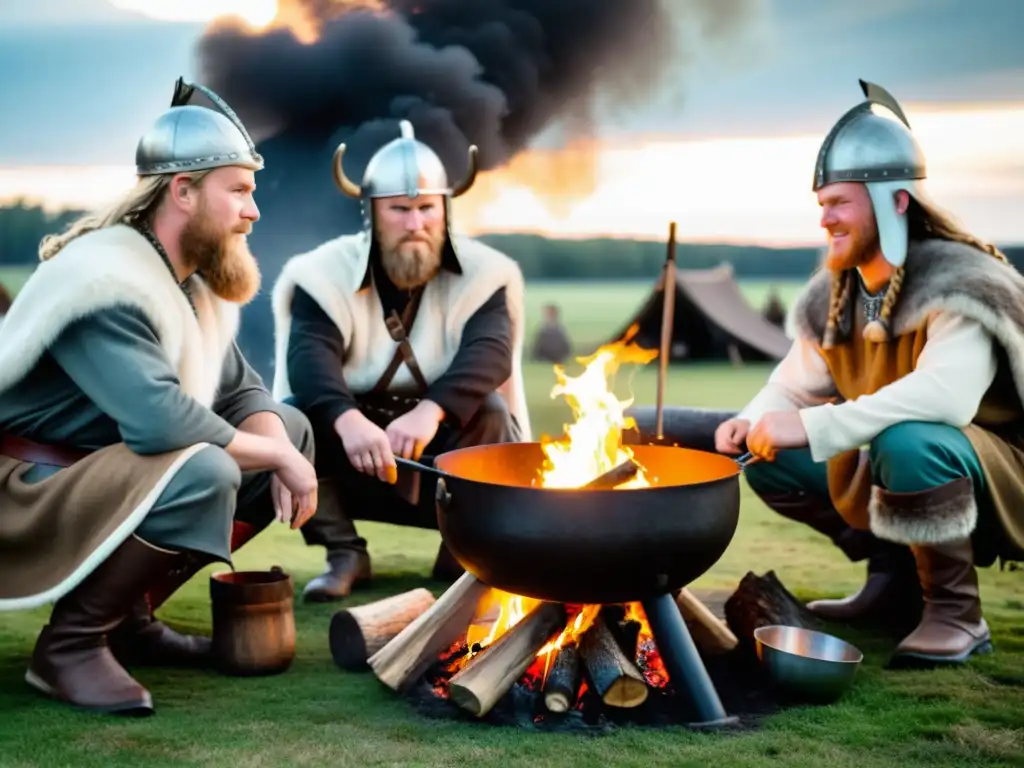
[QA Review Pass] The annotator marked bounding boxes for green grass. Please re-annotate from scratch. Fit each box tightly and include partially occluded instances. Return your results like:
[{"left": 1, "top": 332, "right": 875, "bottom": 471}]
[{"left": 1, "top": 275, "right": 1022, "bottom": 766}]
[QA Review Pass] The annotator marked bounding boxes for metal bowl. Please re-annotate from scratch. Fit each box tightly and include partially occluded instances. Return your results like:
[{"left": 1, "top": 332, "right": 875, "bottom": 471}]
[{"left": 753, "top": 625, "right": 863, "bottom": 703}]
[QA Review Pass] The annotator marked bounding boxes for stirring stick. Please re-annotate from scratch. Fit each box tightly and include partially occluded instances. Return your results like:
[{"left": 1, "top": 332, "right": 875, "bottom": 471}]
[{"left": 655, "top": 221, "right": 677, "bottom": 441}]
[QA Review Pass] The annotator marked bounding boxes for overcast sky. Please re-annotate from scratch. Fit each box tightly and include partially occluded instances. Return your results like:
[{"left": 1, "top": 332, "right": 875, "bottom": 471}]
[
  {"left": 1, "top": 0, "right": 1022, "bottom": 165},
  {"left": 1, "top": 0, "right": 1022, "bottom": 244}
]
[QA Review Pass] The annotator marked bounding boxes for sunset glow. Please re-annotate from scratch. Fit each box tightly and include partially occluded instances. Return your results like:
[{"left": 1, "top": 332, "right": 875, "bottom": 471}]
[
  {"left": 108, "top": 0, "right": 278, "bottom": 28},
  {"left": 3, "top": 103, "right": 1023, "bottom": 246}
]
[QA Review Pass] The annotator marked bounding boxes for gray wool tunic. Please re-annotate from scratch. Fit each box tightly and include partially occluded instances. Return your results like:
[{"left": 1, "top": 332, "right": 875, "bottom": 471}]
[{"left": 0, "top": 304, "right": 286, "bottom": 559}]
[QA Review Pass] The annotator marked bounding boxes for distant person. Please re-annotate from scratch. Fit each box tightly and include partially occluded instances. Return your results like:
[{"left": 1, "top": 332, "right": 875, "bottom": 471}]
[
  {"left": 761, "top": 287, "right": 786, "bottom": 328},
  {"left": 272, "top": 120, "right": 530, "bottom": 602},
  {"left": 531, "top": 303, "right": 572, "bottom": 363},
  {"left": 0, "top": 78, "right": 317, "bottom": 716}
]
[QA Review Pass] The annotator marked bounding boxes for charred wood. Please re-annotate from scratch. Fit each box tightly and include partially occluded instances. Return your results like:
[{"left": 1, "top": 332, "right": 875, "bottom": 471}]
[
  {"left": 542, "top": 643, "right": 582, "bottom": 713},
  {"left": 581, "top": 458, "right": 640, "bottom": 490},
  {"left": 724, "top": 570, "right": 818, "bottom": 650},
  {"left": 579, "top": 615, "right": 649, "bottom": 708},
  {"left": 448, "top": 602, "right": 567, "bottom": 717}
]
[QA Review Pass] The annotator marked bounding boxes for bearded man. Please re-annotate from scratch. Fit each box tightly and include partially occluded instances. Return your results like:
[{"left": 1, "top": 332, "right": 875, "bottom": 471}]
[
  {"left": 0, "top": 79, "right": 318, "bottom": 715},
  {"left": 272, "top": 121, "right": 529, "bottom": 602},
  {"left": 710, "top": 80, "right": 1024, "bottom": 667}
]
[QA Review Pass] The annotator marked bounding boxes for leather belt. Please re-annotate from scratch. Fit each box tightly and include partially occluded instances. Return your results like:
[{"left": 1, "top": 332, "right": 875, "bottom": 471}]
[{"left": 0, "top": 432, "right": 92, "bottom": 468}]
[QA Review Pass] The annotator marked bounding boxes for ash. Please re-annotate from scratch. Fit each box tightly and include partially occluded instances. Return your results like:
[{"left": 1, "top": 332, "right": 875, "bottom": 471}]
[{"left": 406, "top": 644, "right": 783, "bottom": 734}]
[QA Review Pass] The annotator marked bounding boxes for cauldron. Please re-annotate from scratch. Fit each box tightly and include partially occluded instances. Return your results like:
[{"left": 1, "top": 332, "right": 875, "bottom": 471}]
[{"left": 397, "top": 443, "right": 754, "bottom": 605}]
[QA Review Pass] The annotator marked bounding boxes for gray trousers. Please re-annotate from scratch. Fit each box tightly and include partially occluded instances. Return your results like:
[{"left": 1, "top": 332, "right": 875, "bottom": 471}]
[
  {"left": 297, "top": 392, "right": 520, "bottom": 554},
  {"left": 133, "top": 403, "right": 315, "bottom": 562}
]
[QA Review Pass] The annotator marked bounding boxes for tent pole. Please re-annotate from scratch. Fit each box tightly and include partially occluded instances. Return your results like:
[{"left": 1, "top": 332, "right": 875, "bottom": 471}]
[{"left": 656, "top": 221, "right": 677, "bottom": 440}]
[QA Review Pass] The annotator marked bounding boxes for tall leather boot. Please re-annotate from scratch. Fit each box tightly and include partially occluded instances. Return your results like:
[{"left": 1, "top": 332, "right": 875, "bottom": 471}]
[
  {"left": 889, "top": 538, "right": 992, "bottom": 668},
  {"left": 25, "top": 534, "right": 187, "bottom": 716},
  {"left": 760, "top": 491, "right": 923, "bottom": 625},
  {"left": 302, "top": 480, "right": 372, "bottom": 603}
]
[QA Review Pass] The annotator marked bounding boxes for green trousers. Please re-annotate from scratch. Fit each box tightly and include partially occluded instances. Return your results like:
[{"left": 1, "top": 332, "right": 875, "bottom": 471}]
[{"left": 745, "top": 421, "right": 988, "bottom": 502}]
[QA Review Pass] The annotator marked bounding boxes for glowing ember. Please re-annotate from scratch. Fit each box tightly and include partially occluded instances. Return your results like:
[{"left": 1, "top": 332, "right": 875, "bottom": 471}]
[{"left": 538, "top": 326, "right": 658, "bottom": 489}]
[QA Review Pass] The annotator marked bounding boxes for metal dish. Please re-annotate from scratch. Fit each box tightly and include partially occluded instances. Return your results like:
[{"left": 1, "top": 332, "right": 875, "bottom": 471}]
[{"left": 753, "top": 625, "right": 863, "bottom": 703}]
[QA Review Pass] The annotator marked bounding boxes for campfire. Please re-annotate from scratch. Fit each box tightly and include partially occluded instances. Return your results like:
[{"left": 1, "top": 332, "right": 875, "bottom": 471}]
[{"left": 326, "top": 333, "right": 793, "bottom": 729}]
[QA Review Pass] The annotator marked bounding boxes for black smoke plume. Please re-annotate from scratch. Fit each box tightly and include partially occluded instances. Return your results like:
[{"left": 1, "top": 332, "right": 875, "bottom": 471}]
[{"left": 192, "top": 0, "right": 758, "bottom": 377}]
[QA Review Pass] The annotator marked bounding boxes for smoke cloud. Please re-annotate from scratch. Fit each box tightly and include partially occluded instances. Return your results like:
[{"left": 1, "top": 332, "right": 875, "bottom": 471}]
[
  {"left": 195, "top": 0, "right": 758, "bottom": 177},
  {"left": 192, "top": 0, "right": 764, "bottom": 378}
]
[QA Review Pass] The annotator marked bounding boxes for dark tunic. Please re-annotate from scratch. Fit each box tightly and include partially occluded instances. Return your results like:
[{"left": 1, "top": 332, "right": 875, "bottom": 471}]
[{"left": 286, "top": 255, "right": 514, "bottom": 432}]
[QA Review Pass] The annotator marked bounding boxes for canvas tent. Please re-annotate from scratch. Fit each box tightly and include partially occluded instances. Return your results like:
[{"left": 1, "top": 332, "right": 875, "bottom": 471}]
[{"left": 608, "top": 263, "right": 792, "bottom": 363}]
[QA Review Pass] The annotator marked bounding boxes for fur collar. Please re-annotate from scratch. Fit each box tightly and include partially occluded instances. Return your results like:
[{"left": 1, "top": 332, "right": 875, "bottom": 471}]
[
  {"left": 0, "top": 225, "right": 239, "bottom": 407},
  {"left": 789, "top": 239, "right": 1024, "bottom": 342}
]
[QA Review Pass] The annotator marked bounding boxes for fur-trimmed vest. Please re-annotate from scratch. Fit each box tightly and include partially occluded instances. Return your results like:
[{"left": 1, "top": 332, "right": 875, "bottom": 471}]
[
  {"left": 789, "top": 238, "right": 1024, "bottom": 563},
  {"left": 270, "top": 231, "right": 532, "bottom": 441},
  {"left": 0, "top": 224, "right": 240, "bottom": 407}
]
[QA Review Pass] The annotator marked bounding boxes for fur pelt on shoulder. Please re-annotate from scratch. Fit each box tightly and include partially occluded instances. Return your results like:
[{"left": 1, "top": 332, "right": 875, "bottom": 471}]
[
  {"left": 271, "top": 231, "right": 532, "bottom": 440},
  {"left": 787, "top": 239, "right": 1024, "bottom": 347},
  {"left": 0, "top": 224, "right": 239, "bottom": 407}
]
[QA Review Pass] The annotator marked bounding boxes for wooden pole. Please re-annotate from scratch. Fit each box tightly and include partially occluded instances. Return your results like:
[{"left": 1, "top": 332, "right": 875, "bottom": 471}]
[{"left": 656, "top": 221, "right": 677, "bottom": 440}]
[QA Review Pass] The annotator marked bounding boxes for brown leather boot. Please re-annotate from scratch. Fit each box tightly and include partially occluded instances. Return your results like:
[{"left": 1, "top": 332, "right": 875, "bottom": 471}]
[
  {"left": 108, "top": 595, "right": 213, "bottom": 669},
  {"left": 431, "top": 541, "right": 465, "bottom": 581},
  {"left": 759, "top": 491, "right": 923, "bottom": 626},
  {"left": 302, "top": 549, "right": 373, "bottom": 603},
  {"left": 25, "top": 534, "right": 184, "bottom": 715},
  {"left": 806, "top": 542, "right": 923, "bottom": 630},
  {"left": 889, "top": 538, "right": 993, "bottom": 668}
]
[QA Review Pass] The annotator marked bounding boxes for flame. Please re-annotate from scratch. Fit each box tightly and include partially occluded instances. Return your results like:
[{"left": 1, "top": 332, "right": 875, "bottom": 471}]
[{"left": 537, "top": 326, "right": 658, "bottom": 489}]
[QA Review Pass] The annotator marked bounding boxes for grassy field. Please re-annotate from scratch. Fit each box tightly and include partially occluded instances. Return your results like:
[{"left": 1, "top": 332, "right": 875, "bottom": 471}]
[{"left": 0, "top": 275, "right": 1022, "bottom": 766}]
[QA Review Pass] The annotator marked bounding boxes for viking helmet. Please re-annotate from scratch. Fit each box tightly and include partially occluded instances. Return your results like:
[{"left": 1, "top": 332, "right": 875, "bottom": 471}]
[
  {"left": 332, "top": 120, "right": 477, "bottom": 239},
  {"left": 813, "top": 80, "right": 927, "bottom": 268},
  {"left": 136, "top": 78, "right": 263, "bottom": 176}
]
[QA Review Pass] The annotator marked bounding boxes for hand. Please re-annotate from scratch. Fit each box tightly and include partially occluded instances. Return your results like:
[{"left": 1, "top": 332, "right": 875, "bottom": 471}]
[
  {"left": 385, "top": 400, "right": 444, "bottom": 461},
  {"left": 714, "top": 418, "right": 750, "bottom": 455},
  {"left": 746, "top": 411, "right": 808, "bottom": 462},
  {"left": 335, "top": 409, "right": 397, "bottom": 484},
  {"left": 273, "top": 444, "right": 319, "bottom": 528}
]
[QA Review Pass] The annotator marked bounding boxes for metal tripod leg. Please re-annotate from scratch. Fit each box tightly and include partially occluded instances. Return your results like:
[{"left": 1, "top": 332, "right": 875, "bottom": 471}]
[{"left": 641, "top": 592, "right": 738, "bottom": 728}]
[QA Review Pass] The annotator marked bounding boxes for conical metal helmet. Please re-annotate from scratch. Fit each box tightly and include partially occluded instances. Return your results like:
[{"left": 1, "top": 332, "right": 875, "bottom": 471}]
[
  {"left": 332, "top": 120, "right": 478, "bottom": 201},
  {"left": 136, "top": 78, "right": 263, "bottom": 176},
  {"left": 813, "top": 80, "right": 928, "bottom": 268}
]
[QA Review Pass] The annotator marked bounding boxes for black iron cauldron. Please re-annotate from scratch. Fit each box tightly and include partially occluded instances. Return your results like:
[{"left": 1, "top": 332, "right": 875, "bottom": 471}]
[{"left": 396, "top": 443, "right": 754, "bottom": 605}]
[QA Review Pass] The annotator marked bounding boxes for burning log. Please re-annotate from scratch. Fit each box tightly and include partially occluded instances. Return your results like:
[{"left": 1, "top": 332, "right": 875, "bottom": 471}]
[
  {"left": 723, "top": 570, "right": 818, "bottom": 649},
  {"left": 448, "top": 602, "right": 567, "bottom": 717},
  {"left": 581, "top": 458, "right": 640, "bottom": 490},
  {"left": 675, "top": 588, "right": 739, "bottom": 656},
  {"left": 579, "top": 614, "right": 649, "bottom": 708},
  {"left": 329, "top": 588, "right": 437, "bottom": 671},
  {"left": 542, "top": 643, "right": 581, "bottom": 713},
  {"left": 368, "top": 572, "right": 489, "bottom": 692}
]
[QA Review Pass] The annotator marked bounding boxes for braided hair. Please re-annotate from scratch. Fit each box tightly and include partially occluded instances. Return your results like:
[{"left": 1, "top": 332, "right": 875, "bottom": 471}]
[{"left": 823, "top": 191, "right": 1008, "bottom": 347}]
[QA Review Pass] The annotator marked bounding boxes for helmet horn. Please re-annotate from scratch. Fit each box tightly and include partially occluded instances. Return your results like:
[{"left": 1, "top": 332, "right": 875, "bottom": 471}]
[
  {"left": 332, "top": 143, "right": 361, "bottom": 198},
  {"left": 451, "top": 144, "right": 479, "bottom": 198}
]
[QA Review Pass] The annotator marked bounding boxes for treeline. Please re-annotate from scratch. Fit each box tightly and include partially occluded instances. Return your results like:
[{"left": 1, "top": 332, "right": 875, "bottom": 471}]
[
  {"left": 0, "top": 200, "right": 83, "bottom": 265},
  {"left": 2, "top": 200, "right": 1022, "bottom": 280}
]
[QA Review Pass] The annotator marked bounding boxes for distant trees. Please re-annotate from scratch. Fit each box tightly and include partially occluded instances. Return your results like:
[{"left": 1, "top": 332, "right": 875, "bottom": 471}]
[
  {"left": 2, "top": 201, "right": 1022, "bottom": 281},
  {"left": 0, "top": 200, "right": 84, "bottom": 266}
]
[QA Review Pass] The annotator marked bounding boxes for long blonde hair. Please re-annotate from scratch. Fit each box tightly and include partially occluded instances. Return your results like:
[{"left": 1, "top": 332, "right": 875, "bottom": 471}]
[{"left": 38, "top": 170, "right": 211, "bottom": 261}]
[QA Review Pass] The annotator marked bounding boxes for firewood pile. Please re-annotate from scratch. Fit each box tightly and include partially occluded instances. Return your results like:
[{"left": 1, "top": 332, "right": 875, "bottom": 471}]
[{"left": 327, "top": 568, "right": 815, "bottom": 725}]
